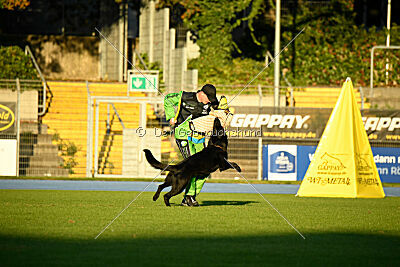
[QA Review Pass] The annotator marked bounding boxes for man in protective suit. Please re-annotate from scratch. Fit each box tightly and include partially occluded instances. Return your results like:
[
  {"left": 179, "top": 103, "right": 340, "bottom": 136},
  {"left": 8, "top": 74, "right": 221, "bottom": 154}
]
[{"left": 164, "top": 84, "right": 223, "bottom": 206}]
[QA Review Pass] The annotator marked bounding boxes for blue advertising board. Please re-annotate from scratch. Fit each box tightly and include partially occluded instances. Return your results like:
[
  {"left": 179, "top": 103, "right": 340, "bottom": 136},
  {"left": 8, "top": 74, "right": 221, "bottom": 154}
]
[
  {"left": 371, "top": 147, "right": 400, "bottom": 183},
  {"left": 296, "top": 145, "right": 317, "bottom": 181},
  {"left": 263, "top": 145, "right": 400, "bottom": 183}
]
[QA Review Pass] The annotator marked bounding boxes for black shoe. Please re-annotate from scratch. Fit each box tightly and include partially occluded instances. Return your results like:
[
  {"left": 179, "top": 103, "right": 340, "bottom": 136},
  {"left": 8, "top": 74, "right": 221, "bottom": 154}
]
[
  {"left": 188, "top": 195, "right": 200, "bottom": 207},
  {"left": 181, "top": 196, "right": 192, "bottom": 207}
]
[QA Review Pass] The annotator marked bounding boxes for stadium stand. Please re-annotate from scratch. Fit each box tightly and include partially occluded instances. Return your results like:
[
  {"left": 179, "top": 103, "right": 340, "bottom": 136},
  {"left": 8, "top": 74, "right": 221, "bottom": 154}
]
[
  {"left": 40, "top": 83, "right": 370, "bottom": 178},
  {"left": 42, "top": 81, "right": 175, "bottom": 177},
  {"left": 287, "top": 87, "right": 370, "bottom": 108}
]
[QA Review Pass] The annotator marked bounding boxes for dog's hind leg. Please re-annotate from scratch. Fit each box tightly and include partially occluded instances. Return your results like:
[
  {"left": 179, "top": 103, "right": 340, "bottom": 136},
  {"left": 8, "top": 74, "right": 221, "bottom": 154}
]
[
  {"left": 163, "top": 179, "right": 188, "bottom": 206},
  {"left": 153, "top": 183, "right": 168, "bottom": 201},
  {"left": 153, "top": 174, "right": 173, "bottom": 201}
]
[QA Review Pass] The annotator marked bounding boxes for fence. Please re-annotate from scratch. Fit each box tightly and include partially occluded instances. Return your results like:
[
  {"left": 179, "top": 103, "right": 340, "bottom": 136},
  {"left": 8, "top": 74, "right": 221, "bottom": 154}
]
[
  {"left": 2, "top": 79, "right": 400, "bottom": 183},
  {"left": 0, "top": 79, "right": 49, "bottom": 177},
  {"left": 221, "top": 106, "right": 400, "bottom": 183},
  {"left": 86, "top": 94, "right": 164, "bottom": 178}
]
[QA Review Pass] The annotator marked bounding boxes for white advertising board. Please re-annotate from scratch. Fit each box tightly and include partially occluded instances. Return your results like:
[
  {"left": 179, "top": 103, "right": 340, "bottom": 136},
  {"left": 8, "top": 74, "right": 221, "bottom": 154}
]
[
  {"left": 0, "top": 139, "right": 17, "bottom": 176},
  {"left": 268, "top": 144, "right": 297, "bottom": 181}
]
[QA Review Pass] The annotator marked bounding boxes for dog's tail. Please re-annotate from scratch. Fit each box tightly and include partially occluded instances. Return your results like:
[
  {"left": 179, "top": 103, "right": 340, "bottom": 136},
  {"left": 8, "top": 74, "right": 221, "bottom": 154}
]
[{"left": 143, "top": 149, "right": 177, "bottom": 172}]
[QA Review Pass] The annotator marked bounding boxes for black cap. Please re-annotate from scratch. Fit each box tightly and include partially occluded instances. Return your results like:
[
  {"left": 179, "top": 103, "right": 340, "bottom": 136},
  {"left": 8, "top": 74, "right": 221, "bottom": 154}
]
[{"left": 201, "top": 84, "right": 218, "bottom": 104}]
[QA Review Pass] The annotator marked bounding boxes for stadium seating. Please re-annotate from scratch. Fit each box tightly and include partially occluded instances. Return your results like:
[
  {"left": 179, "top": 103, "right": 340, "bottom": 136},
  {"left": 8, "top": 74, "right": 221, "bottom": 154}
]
[
  {"left": 287, "top": 87, "right": 370, "bottom": 108},
  {"left": 43, "top": 81, "right": 175, "bottom": 177},
  {"left": 43, "top": 82, "right": 370, "bottom": 178}
]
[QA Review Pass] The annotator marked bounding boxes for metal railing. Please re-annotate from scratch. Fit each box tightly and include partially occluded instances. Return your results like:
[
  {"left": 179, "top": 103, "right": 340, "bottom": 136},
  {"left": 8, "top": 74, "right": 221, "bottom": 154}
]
[
  {"left": 109, "top": 103, "right": 125, "bottom": 130},
  {"left": 25, "top": 45, "right": 47, "bottom": 116},
  {"left": 370, "top": 45, "right": 400, "bottom": 91},
  {"left": 5, "top": 79, "right": 400, "bottom": 180},
  {"left": 207, "top": 84, "right": 365, "bottom": 108}
]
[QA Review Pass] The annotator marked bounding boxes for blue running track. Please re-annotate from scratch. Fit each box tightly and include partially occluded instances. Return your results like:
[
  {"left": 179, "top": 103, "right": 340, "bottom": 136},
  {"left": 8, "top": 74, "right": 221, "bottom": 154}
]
[{"left": 0, "top": 179, "right": 399, "bottom": 197}]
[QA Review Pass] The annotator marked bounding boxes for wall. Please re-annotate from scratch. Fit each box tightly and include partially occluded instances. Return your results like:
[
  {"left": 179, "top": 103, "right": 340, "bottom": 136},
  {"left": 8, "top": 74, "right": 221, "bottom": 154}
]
[
  {"left": 0, "top": 90, "right": 38, "bottom": 121},
  {"left": 364, "top": 87, "right": 400, "bottom": 109},
  {"left": 139, "top": 1, "right": 199, "bottom": 92},
  {"left": 27, "top": 35, "right": 100, "bottom": 81},
  {"left": 99, "top": 0, "right": 126, "bottom": 82}
]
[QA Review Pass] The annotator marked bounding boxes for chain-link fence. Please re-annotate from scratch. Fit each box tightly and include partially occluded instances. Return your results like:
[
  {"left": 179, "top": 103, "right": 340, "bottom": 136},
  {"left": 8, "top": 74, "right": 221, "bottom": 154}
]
[
  {"left": 2, "top": 79, "right": 400, "bottom": 183},
  {"left": 0, "top": 79, "right": 47, "bottom": 177}
]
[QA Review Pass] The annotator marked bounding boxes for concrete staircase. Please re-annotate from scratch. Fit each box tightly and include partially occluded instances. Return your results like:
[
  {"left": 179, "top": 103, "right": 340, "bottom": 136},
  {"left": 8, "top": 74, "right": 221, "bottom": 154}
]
[{"left": 19, "top": 123, "right": 69, "bottom": 177}]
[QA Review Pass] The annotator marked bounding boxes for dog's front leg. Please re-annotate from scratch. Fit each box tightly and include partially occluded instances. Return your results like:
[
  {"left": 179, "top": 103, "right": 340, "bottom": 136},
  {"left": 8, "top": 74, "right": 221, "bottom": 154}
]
[
  {"left": 227, "top": 161, "right": 241, "bottom": 172},
  {"left": 218, "top": 154, "right": 241, "bottom": 172}
]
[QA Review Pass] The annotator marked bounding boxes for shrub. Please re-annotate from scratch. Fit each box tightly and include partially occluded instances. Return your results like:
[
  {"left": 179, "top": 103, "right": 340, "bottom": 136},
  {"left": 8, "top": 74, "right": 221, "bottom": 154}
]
[{"left": 0, "top": 46, "right": 38, "bottom": 80}]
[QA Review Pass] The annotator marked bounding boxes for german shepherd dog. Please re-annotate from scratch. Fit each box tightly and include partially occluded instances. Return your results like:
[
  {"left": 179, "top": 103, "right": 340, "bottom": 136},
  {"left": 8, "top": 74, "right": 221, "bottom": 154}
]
[{"left": 143, "top": 118, "right": 241, "bottom": 206}]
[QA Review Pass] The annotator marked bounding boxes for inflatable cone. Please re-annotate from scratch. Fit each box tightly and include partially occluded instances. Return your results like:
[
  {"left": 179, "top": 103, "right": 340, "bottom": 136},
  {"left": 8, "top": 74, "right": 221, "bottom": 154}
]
[{"left": 297, "top": 78, "right": 385, "bottom": 198}]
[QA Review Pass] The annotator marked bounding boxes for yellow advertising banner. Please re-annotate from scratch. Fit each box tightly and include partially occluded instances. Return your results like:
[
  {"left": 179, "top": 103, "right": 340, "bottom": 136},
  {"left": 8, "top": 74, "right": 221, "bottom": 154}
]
[
  {"left": 297, "top": 78, "right": 385, "bottom": 198},
  {"left": 0, "top": 103, "right": 16, "bottom": 133}
]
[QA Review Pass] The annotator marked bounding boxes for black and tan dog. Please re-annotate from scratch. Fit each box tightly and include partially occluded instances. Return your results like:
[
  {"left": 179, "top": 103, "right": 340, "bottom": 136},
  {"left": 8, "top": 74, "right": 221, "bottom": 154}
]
[{"left": 143, "top": 118, "right": 241, "bottom": 206}]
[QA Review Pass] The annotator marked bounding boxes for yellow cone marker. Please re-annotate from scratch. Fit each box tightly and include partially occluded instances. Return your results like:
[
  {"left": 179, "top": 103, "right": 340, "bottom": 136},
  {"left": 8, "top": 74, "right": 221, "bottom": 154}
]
[{"left": 297, "top": 78, "right": 385, "bottom": 198}]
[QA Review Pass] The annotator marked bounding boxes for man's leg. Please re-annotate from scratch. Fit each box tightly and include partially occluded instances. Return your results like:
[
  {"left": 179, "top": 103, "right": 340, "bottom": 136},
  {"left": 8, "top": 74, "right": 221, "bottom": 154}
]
[
  {"left": 185, "top": 174, "right": 207, "bottom": 197},
  {"left": 185, "top": 141, "right": 208, "bottom": 204},
  {"left": 175, "top": 139, "right": 195, "bottom": 206}
]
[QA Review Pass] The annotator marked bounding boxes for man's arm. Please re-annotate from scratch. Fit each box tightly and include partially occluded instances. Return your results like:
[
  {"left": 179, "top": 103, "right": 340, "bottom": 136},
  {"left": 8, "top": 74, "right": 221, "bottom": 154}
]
[{"left": 164, "top": 91, "right": 182, "bottom": 122}]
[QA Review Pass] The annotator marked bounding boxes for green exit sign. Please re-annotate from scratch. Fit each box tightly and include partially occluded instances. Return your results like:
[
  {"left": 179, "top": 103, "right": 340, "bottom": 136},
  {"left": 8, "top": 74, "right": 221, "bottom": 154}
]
[
  {"left": 131, "top": 77, "right": 146, "bottom": 89},
  {"left": 128, "top": 71, "right": 159, "bottom": 93}
]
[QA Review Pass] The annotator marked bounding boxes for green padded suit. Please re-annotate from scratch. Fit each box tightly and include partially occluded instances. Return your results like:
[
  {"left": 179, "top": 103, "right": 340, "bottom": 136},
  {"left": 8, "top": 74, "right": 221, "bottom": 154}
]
[{"left": 164, "top": 91, "right": 212, "bottom": 196}]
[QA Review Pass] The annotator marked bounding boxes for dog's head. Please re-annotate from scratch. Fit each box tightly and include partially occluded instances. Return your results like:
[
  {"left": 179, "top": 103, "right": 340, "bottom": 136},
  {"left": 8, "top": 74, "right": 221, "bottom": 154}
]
[{"left": 208, "top": 118, "right": 228, "bottom": 151}]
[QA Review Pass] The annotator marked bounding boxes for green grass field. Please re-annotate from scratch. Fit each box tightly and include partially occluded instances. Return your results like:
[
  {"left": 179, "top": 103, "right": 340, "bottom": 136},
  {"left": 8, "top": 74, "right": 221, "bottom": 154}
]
[{"left": 0, "top": 189, "right": 399, "bottom": 266}]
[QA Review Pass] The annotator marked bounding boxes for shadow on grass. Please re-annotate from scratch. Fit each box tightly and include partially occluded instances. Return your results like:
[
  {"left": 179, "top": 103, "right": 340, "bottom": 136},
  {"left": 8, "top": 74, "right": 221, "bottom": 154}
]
[
  {"left": 0, "top": 233, "right": 399, "bottom": 266},
  {"left": 158, "top": 200, "right": 258, "bottom": 207},
  {"left": 200, "top": 200, "right": 259, "bottom": 206}
]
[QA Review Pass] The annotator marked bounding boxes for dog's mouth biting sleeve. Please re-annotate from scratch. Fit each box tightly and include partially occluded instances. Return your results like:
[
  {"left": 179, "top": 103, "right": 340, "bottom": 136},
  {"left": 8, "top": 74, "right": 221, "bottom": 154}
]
[{"left": 190, "top": 109, "right": 233, "bottom": 134}]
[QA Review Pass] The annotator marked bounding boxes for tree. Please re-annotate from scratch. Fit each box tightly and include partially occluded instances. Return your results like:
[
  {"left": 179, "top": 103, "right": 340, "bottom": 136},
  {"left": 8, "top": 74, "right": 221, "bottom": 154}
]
[
  {"left": 158, "top": 0, "right": 265, "bottom": 81},
  {"left": 0, "top": 0, "right": 30, "bottom": 10},
  {"left": 157, "top": 0, "right": 400, "bottom": 87}
]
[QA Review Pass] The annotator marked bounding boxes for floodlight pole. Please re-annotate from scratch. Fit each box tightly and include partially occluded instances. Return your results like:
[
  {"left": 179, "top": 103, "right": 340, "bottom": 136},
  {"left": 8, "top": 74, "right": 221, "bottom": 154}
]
[
  {"left": 386, "top": 0, "right": 391, "bottom": 47},
  {"left": 385, "top": 0, "right": 391, "bottom": 85},
  {"left": 274, "top": 0, "right": 281, "bottom": 107},
  {"left": 16, "top": 78, "right": 21, "bottom": 177}
]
